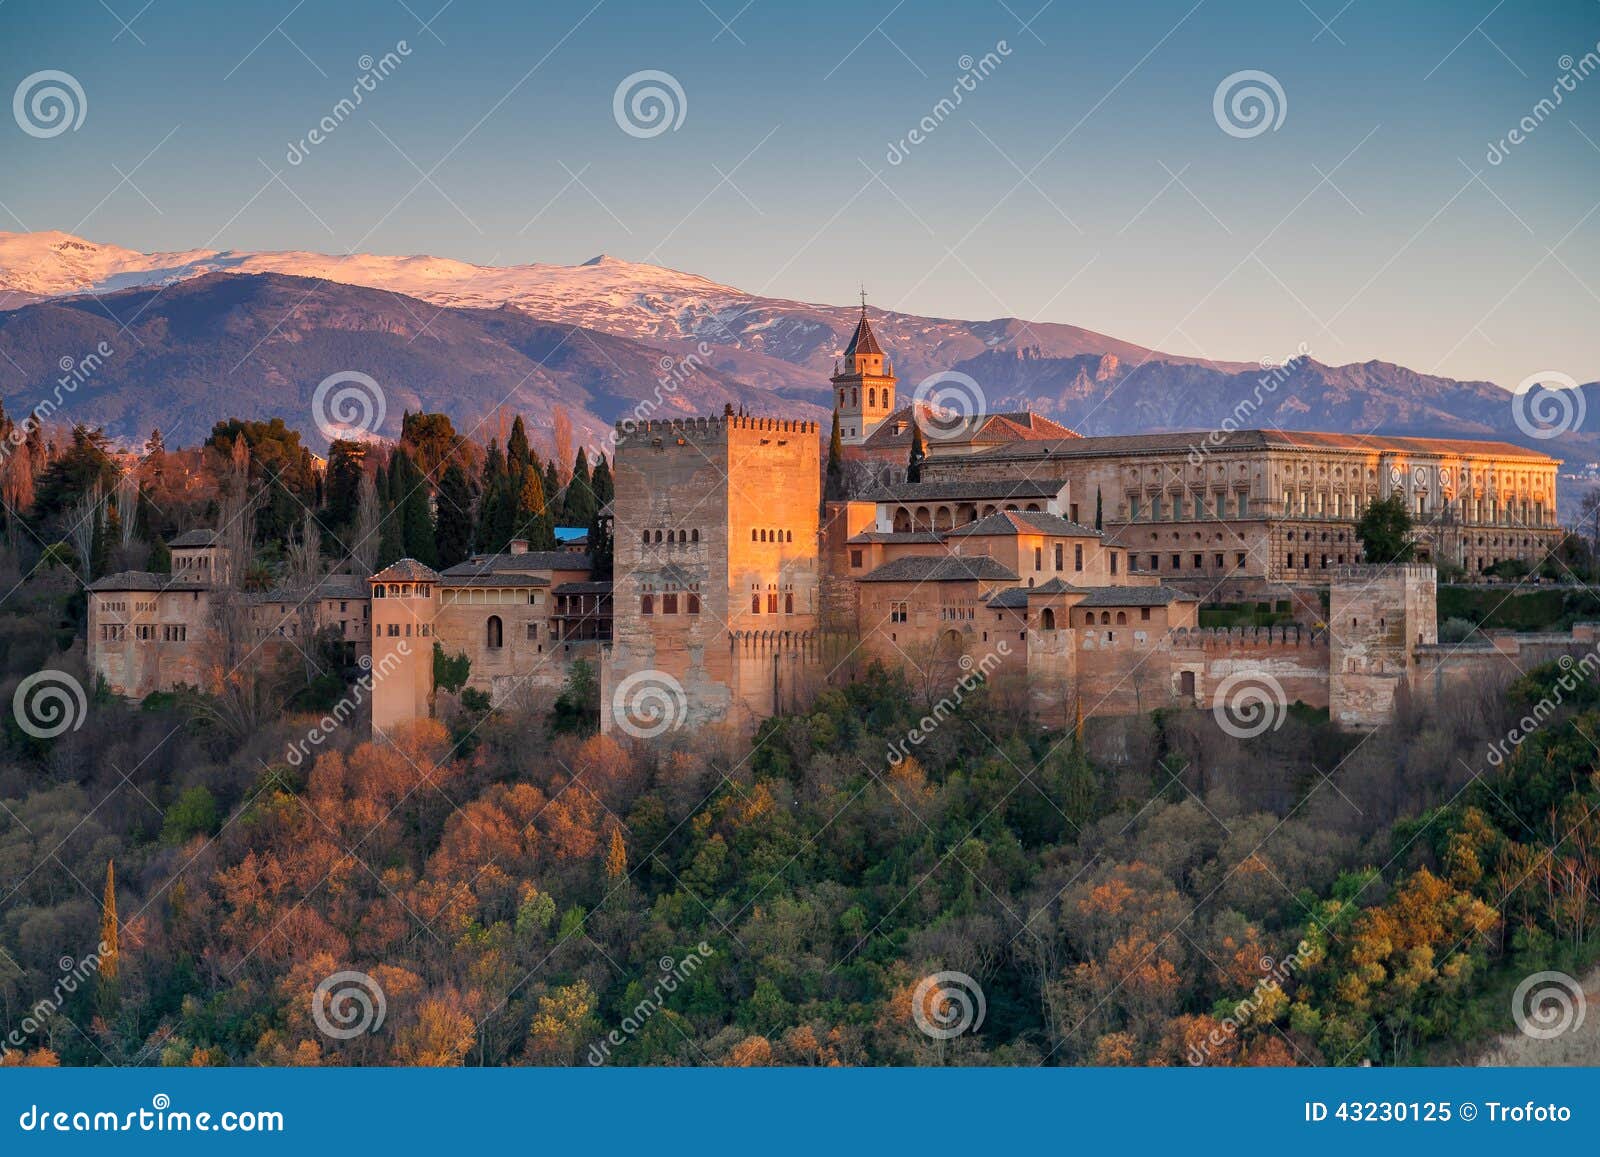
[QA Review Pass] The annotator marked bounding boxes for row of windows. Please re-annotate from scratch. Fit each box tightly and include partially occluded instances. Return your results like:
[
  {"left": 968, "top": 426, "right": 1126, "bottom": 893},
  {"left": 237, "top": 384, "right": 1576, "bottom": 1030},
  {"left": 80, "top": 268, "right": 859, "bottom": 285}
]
[
  {"left": 752, "top": 529, "right": 794, "bottom": 543},
  {"left": 377, "top": 622, "right": 435, "bottom": 638},
  {"left": 751, "top": 593, "right": 796, "bottom": 614},
  {"left": 641, "top": 594, "right": 701, "bottom": 615},
  {"left": 1036, "top": 607, "right": 1152, "bottom": 629},
  {"left": 1147, "top": 552, "right": 1250, "bottom": 571},
  {"left": 643, "top": 529, "right": 699, "bottom": 545},
  {"left": 1130, "top": 493, "right": 1252, "bottom": 520}
]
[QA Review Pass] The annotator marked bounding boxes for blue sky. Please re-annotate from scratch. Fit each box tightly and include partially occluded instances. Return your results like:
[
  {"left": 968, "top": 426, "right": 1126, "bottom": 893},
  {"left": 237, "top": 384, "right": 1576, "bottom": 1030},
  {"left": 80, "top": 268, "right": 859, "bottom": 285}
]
[{"left": 3, "top": 0, "right": 1597, "bottom": 387}]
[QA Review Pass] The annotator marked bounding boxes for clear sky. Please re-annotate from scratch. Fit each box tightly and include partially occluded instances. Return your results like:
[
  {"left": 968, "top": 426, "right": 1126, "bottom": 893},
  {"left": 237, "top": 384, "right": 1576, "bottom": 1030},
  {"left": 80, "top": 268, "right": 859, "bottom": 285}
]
[{"left": 3, "top": 0, "right": 1597, "bottom": 387}]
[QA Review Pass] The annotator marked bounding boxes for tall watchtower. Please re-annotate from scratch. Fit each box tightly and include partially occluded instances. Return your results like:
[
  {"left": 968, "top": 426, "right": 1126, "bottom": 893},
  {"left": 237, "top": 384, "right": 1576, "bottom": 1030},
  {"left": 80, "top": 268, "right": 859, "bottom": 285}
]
[
  {"left": 604, "top": 413, "right": 822, "bottom": 734},
  {"left": 831, "top": 294, "right": 896, "bottom": 445},
  {"left": 1329, "top": 563, "right": 1438, "bottom": 727}
]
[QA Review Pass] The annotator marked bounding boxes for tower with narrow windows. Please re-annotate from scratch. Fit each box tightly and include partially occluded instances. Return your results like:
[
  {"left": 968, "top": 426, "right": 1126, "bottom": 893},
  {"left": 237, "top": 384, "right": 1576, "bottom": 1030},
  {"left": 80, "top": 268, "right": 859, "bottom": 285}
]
[{"left": 831, "top": 298, "right": 896, "bottom": 445}]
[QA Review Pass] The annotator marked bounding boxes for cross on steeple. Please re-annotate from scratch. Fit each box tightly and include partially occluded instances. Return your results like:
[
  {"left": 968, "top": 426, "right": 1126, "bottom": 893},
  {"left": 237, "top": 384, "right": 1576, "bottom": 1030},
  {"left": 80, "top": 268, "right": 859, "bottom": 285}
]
[{"left": 859, "top": 284, "right": 868, "bottom": 316}]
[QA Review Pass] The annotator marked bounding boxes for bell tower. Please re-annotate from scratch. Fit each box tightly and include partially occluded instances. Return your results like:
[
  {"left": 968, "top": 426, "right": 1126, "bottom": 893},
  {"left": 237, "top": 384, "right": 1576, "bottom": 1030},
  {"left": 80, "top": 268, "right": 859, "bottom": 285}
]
[{"left": 831, "top": 289, "right": 896, "bottom": 445}]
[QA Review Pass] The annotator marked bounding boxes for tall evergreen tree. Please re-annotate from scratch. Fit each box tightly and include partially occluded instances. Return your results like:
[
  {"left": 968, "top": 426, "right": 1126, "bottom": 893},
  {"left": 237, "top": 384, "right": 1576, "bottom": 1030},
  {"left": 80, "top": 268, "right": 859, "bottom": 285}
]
[
  {"left": 1094, "top": 486, "right": 1103, "bottom": 530},
  {"left": 435, "top": 462, "right": 474, "bottom": 569},
  {"left": 826, "top": 409, "right": 845, "bottom": 500},
  {"left": 542, "top": 459, "right": 561, "bottom": 525},
  {"left": 907, "top": 421, "right": 926, "bottom": 483},
  {"left": 507, "top": 416, "right": 533, "bottom": 473},
  {"left": 563, "top": 447, "right": 596, "bottom": 528},
  {"left": 391, "top": 448, "right": 438, "bottom": 566}
]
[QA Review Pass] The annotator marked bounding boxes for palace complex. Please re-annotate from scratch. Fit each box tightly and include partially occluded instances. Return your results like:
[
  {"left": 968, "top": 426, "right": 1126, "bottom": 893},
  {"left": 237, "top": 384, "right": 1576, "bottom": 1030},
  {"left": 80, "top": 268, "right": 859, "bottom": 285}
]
[{"left": 85, "top": 305, "right": 1573, "bottom": 741}]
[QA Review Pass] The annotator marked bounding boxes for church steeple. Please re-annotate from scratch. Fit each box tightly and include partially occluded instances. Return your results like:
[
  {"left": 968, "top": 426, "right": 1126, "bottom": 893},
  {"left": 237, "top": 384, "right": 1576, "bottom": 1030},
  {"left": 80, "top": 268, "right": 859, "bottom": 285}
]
[{"left": 832, "top": 288, "right": 895, "bottom": 445}]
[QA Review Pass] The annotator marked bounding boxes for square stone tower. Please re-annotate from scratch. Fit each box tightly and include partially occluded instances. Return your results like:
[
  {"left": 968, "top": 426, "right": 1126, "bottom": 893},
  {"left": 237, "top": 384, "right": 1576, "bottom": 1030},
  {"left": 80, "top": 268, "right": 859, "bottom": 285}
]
[
  {"left": 1329, "top": 563, "right": 1438, "bottom": 727},
  {"left": 604, "top": 413, "right": 821, "bottom": 736}
]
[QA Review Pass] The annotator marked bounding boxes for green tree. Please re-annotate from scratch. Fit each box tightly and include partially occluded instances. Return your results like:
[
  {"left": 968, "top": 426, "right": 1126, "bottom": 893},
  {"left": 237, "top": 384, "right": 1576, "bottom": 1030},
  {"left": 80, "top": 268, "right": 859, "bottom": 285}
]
[
  {"left": 507, "top": 416, "right": 533, "bottom": 473},
  {"left": 434, "top": 462, "right": 474, "bottom": 568},
  {"left": 1356, "top": 494, "right": 1415, "bottom": 563},
  {"left": 826, "top": 409, "right": 845, "bottom": 500},
  {"left": 391, "top": 448, "right": 438, "bottom": 566},
  {"left": 563, "top": 447, "right": 596, "bottom": 529},
  {"left": 907, "top": 421, "right": 926, "bottom": 483}
]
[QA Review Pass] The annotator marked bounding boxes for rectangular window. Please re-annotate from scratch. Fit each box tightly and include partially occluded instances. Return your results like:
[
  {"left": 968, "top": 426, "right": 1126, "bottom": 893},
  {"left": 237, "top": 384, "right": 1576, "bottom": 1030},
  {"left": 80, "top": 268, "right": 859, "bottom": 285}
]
[
  {"left": 1129, "top": 496, "right": 1141, "bottom": 520},
  {"left": 891, "top": 602, "right": 908, "bottom": 624},
  {"left": 1151, "top": 496, "right": 1162, "bottom": 521},
  {"left": 664, "top": 593, "right": 678, "bottom": 614},
  {"left": 1110, "top": 551, "right": 1119, "bottom": 575},
  {"left": 1074, "top": 544, "right": 1084, "bottom": 572},
  {"left": 767, "top": 593, "right": 778, "bottom": 614},
  {"left": 1238, "top": 495, "right": 1248, "bottom": 517},
  {"left": 1034, "top": 546, "right": 1042, "bottom": 571},
  {"left": 1054, "top": 543, "right": 1063, "bottom": 570},
  {"left": 1193, "top": 553, "right": 1203, "bottom": 569},
  {"left": 1237, "top": 552, "right": 1246, "bottom": 567},
  {"left": 1069, "top": 504, "right": 1079, "bottom": 523},
  {"left": 135, "top": 624, "right": 155, "bottom": 640},
  {"left": 1172, "top": 554, "right": 1181, "bottom": 569},
  {"left": 1149, "top": 554, "right": 1159, "bottom": 570},
  {"left": 1140, "top": 607, "right": 1151, "bottom": 621},
  {"left": 1215, "top": 553, "right": 1224, "bottom": 568},
  {"left": 851, "top": 549, "right": 863, "bottom": 568},
  {"left": 527, "top": 623, "right": 538, "bottom": 640}
]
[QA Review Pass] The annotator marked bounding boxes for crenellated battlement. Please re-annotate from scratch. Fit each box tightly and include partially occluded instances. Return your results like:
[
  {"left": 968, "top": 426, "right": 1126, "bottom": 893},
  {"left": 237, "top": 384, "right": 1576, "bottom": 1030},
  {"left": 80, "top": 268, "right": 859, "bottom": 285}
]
[
  {"left": 1171, "top": 625, "right": 1329, "bottom": 649},
  {"left": 1332, "top": 564, "right": 1438, "bottom": 582},
  {"left": 614, "top": 414, "right": 821, "bottom": 447}
]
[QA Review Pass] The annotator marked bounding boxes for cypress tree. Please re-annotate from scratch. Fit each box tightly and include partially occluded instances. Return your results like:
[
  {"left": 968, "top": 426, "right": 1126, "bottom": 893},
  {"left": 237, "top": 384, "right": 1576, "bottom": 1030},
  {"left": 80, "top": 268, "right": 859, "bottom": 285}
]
[
  {"left": 508, "top": 416, "right": 532, "bottom": 472},
  {"left": 392, "top": 448, "right": 437, "bottom": 566},
  {"left": 826, "top": 409, "right": 845, "bottom": 500},
  {"left": 907, "top": 421, "right": 926, "bottom": 483},
  {"left": 434, "top": 462, "right": 474, "bottom": 569},
  {"left": 564, "top": 447, "right": 596, "bottom": 527}
]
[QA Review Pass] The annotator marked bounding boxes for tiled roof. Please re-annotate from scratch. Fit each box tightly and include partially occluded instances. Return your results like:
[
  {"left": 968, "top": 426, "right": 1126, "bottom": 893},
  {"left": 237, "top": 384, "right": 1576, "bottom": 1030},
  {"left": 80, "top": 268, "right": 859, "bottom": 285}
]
[
  {"left": 859, "top": 478, "right": 1065, "bottom": 503},
  {"left": 441, "top": 551, "right": 592, "bottom": 578},
  {"left": 858, "top": 555, "right": 1020, "bottom": 583},
  {"left": 1074, "top": 586, "right": 1198, "bottom": 607},
  {"left": 966, "top": 429, "right": 1558, "bottom": 463},
  {"left": 844, "top": 530, "right": 944, "bottom": 545},
  {"left": 843, "top": 311, "right": 883, "bottom": 356},
  {"left": 371, "top": 559, "right": 443, "bottom": 583},
  {"left": 944, "top": 511, "right": 1101, "bottom": 538},
  {"left": 444, "top": 573, "right": 548, "bottom": 589},
  {"left": 985, "top": 587, "right": 1032, "bottom": 609},
  {"left": 88, "top": 570, "right": 185, "bottom": 592},
  {"left": 553, "top": 581, "right": 614, "bottom": 595},
  {"left": 859, "top": 407, "right": 1079, "bottom": 451},
  {"left": 167, "top": 529, "right": 217, "bottom": 548}
]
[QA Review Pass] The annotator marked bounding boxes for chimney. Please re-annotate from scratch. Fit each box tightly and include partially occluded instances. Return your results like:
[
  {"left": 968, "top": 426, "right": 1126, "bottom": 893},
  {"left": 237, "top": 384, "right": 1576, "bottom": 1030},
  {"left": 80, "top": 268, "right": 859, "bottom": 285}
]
[{"left": 508, "top": 538, "right": 529, "bottom": 555}]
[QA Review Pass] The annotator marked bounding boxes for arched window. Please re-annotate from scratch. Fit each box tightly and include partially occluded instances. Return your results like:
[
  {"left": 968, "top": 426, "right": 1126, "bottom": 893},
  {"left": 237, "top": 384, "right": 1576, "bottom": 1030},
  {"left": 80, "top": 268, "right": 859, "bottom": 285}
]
[
  {"left": 869, "top": 388, "right": 876, "bottom": 407},
  {"left": 1116, "top": 611, "right": 1127, "bottom": 625},
  {"left": 785, "top": 593, "right": 794, "bottom": 614},
  {"left": 373, "top": 585, "right": 386, "bottom": 599},
  {"left": 1101, "top": 611, "right": 1111, "bottom": 624},
  {"left": 691, "top": 529, "right": 699, "bottom": 543},
  {"left": 486, "top": 615, "right": 503, "bottom": 649},
  {"left": 688, "top": 594, "right": 701, "bottom": 614},
  {"left": 751, "top": 594, "right": 761, "bottom": 613},
  {"left": 786, "top": 530, "right": 792, "bottom": 542},
  {"left": 1041, "top": 608, "right": 1056, "bottom": 630},
  {"left": 641, "top": 595, "right": 654, "bottom": 615},
  {"left": 752, "top": 529, "right": 758, "bottom": 541},
  {"left": 760, "top": 529, "right": 767, "bottom": 542},
  {"left": 663, "top": 593, "right": 678, "bottom": 614},
  {"left": 642, "top": 530, "right": 650, "bottom": 544}
]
